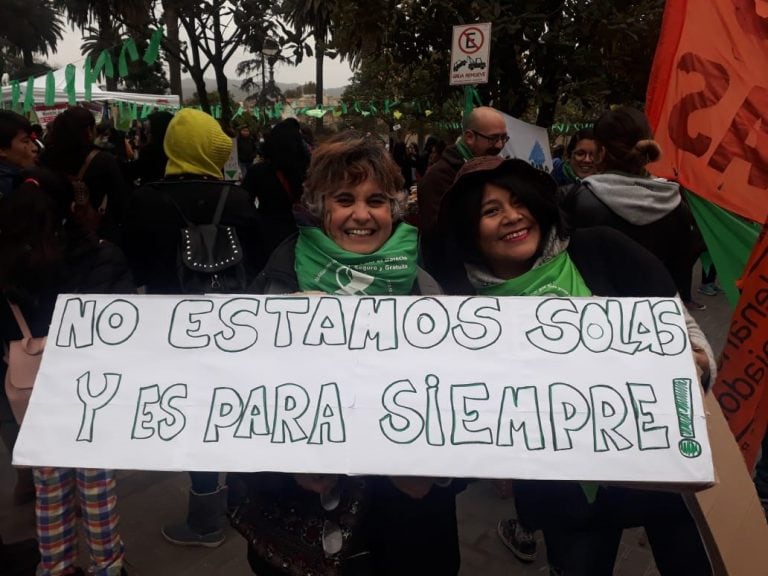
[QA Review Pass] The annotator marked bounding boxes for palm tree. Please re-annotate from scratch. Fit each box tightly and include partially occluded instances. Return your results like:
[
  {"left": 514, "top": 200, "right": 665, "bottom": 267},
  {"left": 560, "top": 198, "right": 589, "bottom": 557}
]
[
  {"left": 54, "top": 0, "right": 150, "bottom": 90},
  {"left": 0, "top": 0, "right": 63, "bottom": 77},
  {"left": 283, "top": 0, "right": 336, "bottom": 129}
]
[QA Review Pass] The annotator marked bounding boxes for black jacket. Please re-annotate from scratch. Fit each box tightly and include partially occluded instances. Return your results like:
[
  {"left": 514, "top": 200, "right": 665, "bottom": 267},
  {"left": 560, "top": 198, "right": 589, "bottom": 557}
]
[
  {"left": 436, "top": 226, "right": 677, "bottom": 299},
  {"left": 244, "top": 232, "right": 460, "bottom": 576},
  {"left": 123, "top": 177, "right": 266, "bottom": 293},
  {"left": 561, "top": 174, "right": 704, "bottom": 297},
  {"left": 1, "top": 241, "right": 135, "bottom": 340},
  {"left": 241, "top": 163, "right": 299, "bottom": 257}
]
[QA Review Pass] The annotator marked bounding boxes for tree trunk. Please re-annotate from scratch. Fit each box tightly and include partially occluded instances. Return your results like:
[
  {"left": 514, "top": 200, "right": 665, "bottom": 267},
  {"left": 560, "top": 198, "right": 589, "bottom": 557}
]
[
  {"left": 22, "top": 48, "right": 34, "bottom": 68},
  {"left": 215, "top": 67, "right": 231, "bottom": 126},
  {"left": 96, "top": 2, "right": 118, "bottom": 91},
  {"left": 191, "top": 72, "right": 210, "bottom": 112},
  {"left": 163, "top": 0, "right": 183, "bottom": 98},
  {"left": 314, "top": 37, "right": 324, "bottom": 132},
  {"left": 211, "top": 7, "right": 231, "bottom": 126}
]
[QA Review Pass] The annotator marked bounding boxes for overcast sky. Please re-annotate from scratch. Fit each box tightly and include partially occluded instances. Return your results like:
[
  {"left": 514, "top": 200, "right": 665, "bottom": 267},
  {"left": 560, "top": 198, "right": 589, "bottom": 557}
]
[{"left": 52, "top": 25, "right": 355, "bottom": 89}]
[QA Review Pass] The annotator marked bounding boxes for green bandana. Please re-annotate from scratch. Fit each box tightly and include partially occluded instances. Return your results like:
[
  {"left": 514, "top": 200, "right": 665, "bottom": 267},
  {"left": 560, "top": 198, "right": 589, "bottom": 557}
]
[
  {"left": 475, "top": 251, "right": 599, "bottom": 502},
  {"left": 562, "top": 161, "right": 579, "bottom": 183},
  {"left": 476, "top": 252, "right": 592, "bottom": 297},
  {"left": 295, "top": 224, "right": 419, "bottom": 295}
]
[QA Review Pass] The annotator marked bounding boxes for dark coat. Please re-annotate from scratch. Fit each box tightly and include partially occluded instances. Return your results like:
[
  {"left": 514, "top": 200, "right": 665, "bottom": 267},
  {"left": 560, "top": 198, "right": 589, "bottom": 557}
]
[
  {"left": 438, "top": 226, "right": 709, "bottom": 575},
  {"left": 0, "top": 161, "right": 20, "bottom": 200},
  {"left": 417, "top": 144, "right": 465, "bottom": 239},
  {"left": 241, "top": 162, "right": 299, "bottom": 257},
  {"left": 416, "top": 144, "right": 465, "bottom": 272},
  {"left": 0, "top": 241, "right": 135, "bottom": 340},
  {"left": 243, "top": 232, "right": 460, "bottom": 576},
  {"left": 561, "top": 176, "right": 704, "bottom": 299},
  {"left": 82, "top": 150, "right": 131, "bottom": 245},
  {"left": 122, "top": 177, "right": 266, "bottom": 293}
]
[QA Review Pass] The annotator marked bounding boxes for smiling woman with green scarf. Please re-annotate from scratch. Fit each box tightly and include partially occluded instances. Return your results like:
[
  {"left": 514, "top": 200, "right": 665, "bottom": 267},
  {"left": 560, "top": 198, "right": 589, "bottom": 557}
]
[
  {"left": 434, "top": 155, "right": 714, "bottom": 576},
  {"left": 235, "top": 131, "right": 461, "bottom": 576}
]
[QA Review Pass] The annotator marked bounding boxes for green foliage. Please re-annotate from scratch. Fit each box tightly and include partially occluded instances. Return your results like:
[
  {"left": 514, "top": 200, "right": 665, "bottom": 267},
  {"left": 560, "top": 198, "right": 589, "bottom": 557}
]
[
  {"left": 185, "top": 90, "right": 236, "bottom": 107},
  {"left": 284, "top": 81, "right": 317, "bottom": 98},
  {"left": 332, "top": 0, "right": 665, "bottom": 128},
  {"left": 0, "top": 0, "right": 63, "bottom": 76}
]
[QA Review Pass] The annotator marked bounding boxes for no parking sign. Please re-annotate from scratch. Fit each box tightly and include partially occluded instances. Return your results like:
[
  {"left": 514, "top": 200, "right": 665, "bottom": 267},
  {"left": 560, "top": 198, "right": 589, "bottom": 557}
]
[{"left": 450, "top": 23, "right": 491, "bottom": 86}]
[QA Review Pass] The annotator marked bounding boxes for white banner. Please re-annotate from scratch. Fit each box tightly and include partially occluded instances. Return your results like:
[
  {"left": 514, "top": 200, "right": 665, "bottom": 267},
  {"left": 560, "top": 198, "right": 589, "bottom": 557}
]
[
  {"left": 501, "top": 112, "right": 554, "bottom": 172},
  {"left": 14, "top": 294, "right": 713, "bottom": 485}
]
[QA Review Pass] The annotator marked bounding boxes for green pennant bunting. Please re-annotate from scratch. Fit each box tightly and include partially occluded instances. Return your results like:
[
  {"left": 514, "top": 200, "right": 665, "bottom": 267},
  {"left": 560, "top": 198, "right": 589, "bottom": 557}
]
[
  {"left": 143, "top": 28, "right": 163, "bottom": 65},
  {"left": 353, "top": 102, "right": 361, "bottom": 113},
  {"left": 65, "top": 64, "right": 77, "bottom": 104},
  {"left": 232, "top": 106, "right": 244, "bottom": 119},
  {"left": 341, "top": 101, "right": 348, "bottom": 114},
  {"left": 83, "top": 56, "right": 94, "bottom": 101},
  {"left": 463, "top": 85, "right": 482, "bottom": 118},
  {"left": 140, "top": 104, "right": 153, "bottom": 118},
  {"left": 130, "top": 103, "right": 138, "bottom": 121},
  {"left": 23, "top": 76, "right": 34, "bottom": 112},
  {"left": 368, "top": 103, "right": 377, "bottom": 114},
  {"left": 383, "top": 99, "right": 399, "bottom": 113},
  {"left": 118, "top": 38, "right": 140, "bottom": 77},
  {"left": 94, "top": 50, "right": 114, "bottom": 79},
  {"left": 44, "top": 71, "right": 56, "bottom": 106},
  {"left": 11, "top": 81, "right": 20, "bottom": 111}
]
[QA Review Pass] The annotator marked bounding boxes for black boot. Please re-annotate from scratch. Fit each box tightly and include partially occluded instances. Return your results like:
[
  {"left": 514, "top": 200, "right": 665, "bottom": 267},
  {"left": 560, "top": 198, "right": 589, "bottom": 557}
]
[
  {"left": 0, "top": 535, "right": 40, "bottom": 576},
  {"left": 161, "top": 487, "right": 227, "bottom": 547}
]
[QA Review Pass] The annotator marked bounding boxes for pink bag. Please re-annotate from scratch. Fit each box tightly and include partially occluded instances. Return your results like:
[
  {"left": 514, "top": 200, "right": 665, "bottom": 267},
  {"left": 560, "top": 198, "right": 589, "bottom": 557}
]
[{"left": 3, "top": 302, "right": 46, "bottom": 424}]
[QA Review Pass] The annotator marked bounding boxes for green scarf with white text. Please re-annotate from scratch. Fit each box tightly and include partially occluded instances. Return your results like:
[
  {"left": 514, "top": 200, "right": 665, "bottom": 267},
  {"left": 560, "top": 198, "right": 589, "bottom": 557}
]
[
  {"left": 476, "top": 251, "right": 592, "bottom": 297},
  {"left": 294, "top": 224, "right": 419, "bottom": 295}
]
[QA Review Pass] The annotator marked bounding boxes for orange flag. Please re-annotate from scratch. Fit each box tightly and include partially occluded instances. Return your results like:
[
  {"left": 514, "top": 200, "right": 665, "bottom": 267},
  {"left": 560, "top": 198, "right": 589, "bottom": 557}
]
[
  {"left": 711, "top": 224, "right": 768, "bottom": 470},
  {"left": 646, "top": 0, "right": 768, "bottom": 224}
]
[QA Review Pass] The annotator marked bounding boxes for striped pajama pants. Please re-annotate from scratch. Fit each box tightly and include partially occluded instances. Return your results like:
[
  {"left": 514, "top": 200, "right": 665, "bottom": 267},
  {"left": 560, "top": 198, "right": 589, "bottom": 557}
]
[{"left": 33, "top": 467, "right": 125, "bottom": 576}]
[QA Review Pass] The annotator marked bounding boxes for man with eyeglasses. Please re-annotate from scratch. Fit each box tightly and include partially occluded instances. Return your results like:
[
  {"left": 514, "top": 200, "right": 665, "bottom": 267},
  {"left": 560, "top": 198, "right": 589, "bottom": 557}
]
[{"left": 417, "top": 106, "right": 508, "bottom": 272}]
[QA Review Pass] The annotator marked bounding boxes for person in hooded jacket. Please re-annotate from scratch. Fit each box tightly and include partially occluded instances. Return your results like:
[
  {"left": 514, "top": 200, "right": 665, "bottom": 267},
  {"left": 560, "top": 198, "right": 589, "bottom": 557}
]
[
  {"left": 560, "top": 106, "right": 706, "bottom": 311},
  {"left": 433, "top": 155, "right": 714, "bottom": 576},
  {"left": 122, "top": 108, "right": 267, "bottom": 548}
]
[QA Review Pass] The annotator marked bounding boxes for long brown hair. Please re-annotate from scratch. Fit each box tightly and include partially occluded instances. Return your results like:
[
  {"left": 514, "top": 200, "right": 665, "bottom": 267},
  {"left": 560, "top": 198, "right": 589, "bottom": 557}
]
[
  {"left": 594, "top": 107, "right": 661, "bottom": 175},
  {"left": 0, "top": 169, "right": 93, "bottom": 299}
]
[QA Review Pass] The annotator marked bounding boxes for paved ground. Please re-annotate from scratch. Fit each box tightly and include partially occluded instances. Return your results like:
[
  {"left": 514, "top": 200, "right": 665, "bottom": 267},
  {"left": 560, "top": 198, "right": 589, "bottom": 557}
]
[{"left": 0, "top": 273, "right": 731, "bottom": 576}]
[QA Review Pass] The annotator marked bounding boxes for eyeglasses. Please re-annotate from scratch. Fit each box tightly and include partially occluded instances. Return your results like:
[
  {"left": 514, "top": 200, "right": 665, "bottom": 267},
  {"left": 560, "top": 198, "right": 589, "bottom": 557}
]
[{"left": 471, "top": 130, "right": 510, "bottom": 145}]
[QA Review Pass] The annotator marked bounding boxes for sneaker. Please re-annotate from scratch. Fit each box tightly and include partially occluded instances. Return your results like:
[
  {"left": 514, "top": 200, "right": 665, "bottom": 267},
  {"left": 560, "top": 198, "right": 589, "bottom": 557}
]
[
  {"left": 698, "top": 283, "right": 718, "bottom": 296},
  {"left": 685, "top": 300, "right": 707, "bottom": 311},
  {"left": 497, "top": 518, "right": 537, "bottom": 563}
]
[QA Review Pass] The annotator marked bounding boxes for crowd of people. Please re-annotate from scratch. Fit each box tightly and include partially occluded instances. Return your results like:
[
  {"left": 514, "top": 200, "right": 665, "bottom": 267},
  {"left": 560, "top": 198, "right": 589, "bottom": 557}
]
[{"left": 0, "top": 102, "right": 735, "bottom": 576}]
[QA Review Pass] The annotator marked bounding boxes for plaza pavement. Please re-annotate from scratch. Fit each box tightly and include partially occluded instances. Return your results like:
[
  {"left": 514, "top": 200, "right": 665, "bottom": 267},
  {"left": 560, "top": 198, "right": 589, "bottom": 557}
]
[{"left": 0, "top": 273, "right": 731, "bottom": 576}]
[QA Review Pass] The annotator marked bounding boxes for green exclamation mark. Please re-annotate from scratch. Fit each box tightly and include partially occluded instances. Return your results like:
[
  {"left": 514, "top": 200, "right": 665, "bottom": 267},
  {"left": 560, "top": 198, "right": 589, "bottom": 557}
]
[{"left": 673, "top": 378, "right": 702, "bottom": 458}]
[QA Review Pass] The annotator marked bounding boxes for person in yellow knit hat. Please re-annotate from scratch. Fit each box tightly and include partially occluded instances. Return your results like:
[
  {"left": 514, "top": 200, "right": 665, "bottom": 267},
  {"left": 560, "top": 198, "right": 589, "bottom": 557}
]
[{"left": 123, "top": 108, "right": 266, "bottom": 546}]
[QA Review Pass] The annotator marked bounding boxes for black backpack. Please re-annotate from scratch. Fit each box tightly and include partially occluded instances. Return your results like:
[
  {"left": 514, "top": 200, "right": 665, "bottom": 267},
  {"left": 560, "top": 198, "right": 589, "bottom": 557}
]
[{"left": 169, "top": 186, "right": 247, "bottom": 293}]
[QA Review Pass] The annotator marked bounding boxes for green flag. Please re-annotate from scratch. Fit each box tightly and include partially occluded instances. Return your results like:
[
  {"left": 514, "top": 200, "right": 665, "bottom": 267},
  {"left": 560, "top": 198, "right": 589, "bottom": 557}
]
[{"left": 686, "top": 190, "right": 761, "bottom": 306}]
